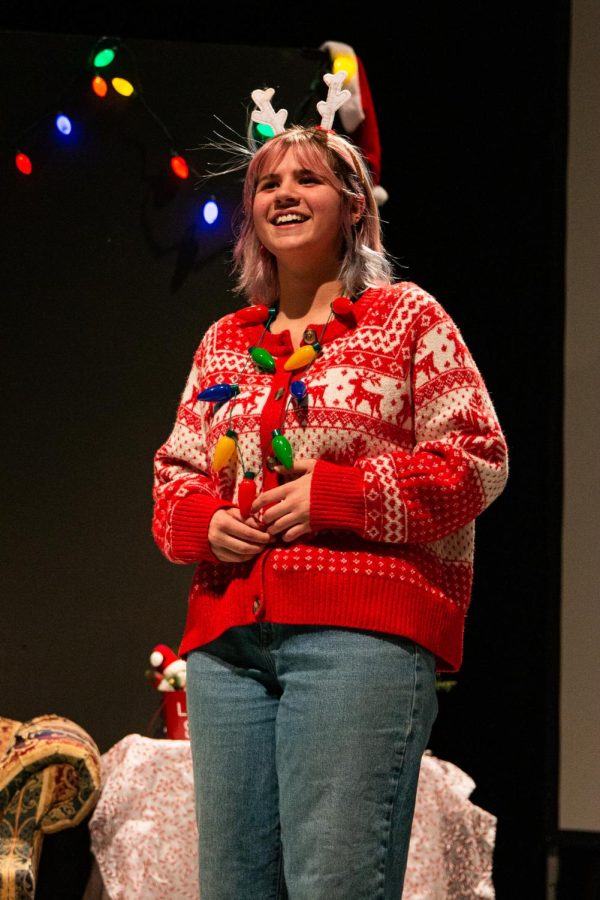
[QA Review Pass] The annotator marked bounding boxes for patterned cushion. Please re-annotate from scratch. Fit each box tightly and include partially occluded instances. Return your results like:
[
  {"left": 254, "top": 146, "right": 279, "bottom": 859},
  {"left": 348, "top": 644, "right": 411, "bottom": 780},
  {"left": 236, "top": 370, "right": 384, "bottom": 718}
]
[{"left": 0, "top": 715, "right": 101, "bottom": 900}]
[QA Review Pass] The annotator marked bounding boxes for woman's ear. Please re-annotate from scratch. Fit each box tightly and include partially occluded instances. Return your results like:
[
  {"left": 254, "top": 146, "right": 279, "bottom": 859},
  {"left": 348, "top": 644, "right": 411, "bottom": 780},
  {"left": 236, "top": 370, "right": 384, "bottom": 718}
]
[{"left": 351, "top": 196, "right": 366, "bottom": 225}]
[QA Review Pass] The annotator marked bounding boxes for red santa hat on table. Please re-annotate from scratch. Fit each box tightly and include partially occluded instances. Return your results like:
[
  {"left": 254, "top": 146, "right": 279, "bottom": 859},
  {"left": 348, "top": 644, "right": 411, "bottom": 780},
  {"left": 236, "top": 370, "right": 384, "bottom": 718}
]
[
  {"left": 150, "top": 644, "right": 179, "bottom": 673},
  {"left": 149, "top": 644, "right": 187, "bottom": 691},
  {"left": 320, "top": 41, "right": 388, "bottom": 206}
]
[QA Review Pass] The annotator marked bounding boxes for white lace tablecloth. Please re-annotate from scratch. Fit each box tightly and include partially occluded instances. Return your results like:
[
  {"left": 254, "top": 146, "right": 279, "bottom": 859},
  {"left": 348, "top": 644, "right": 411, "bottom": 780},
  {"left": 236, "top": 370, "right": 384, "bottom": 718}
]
[{"left": 88, "top": 735, "right": 495, "bottom": 899}]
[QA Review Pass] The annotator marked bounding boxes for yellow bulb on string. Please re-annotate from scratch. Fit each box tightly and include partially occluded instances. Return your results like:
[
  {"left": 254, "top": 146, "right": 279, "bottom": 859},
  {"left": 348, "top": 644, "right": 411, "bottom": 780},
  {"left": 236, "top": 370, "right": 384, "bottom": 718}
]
[
  {"left": 112, "top": 77, "right": 135, "bottom": 97},
  {"left": 212, "top": 431, "right": 237, "bottom": 471},
  {"left": 283, "top": 344, "right": 319, "bottom": 371},
  {"left": 333, "top": 55, "right": 357, "bottom": 82}
]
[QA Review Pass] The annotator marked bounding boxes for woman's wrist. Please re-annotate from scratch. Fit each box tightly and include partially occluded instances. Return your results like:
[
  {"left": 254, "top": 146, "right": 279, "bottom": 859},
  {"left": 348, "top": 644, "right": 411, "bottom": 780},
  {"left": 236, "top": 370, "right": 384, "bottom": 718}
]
[{"left": 310, "top": 460, "right": 366, "bottom": 535}]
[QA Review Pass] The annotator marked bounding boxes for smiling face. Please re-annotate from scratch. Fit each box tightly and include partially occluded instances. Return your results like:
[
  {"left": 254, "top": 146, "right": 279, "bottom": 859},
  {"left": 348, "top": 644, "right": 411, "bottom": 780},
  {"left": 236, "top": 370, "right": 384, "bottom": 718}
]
[
  {"left": 252, "top": 147, "right": 344, "bottom": 270},
  {"left": 233, "top": 126, "right": 383, "bottom": 303}
]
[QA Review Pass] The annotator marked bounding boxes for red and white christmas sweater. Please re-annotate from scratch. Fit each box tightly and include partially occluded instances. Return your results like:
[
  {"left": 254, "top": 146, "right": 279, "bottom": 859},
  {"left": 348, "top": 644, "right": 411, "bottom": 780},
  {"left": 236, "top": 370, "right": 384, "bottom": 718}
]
[{"left": 152, "top": 281, "right": 508, "bottom": 672}]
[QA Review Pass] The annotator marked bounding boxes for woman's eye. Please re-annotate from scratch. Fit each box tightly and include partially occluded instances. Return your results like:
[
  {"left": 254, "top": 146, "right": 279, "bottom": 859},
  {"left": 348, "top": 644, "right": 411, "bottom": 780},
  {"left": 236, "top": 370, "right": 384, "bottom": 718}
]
[{"left": 257, "top": 179, "right": 278, "bottom": 190}]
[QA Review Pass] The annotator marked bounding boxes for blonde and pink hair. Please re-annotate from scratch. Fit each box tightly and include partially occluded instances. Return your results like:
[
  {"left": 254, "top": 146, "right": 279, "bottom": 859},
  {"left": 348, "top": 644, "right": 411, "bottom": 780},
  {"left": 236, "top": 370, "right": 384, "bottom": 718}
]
[{"left": 232, "top": 126, "right": 393, "bottom": 303}]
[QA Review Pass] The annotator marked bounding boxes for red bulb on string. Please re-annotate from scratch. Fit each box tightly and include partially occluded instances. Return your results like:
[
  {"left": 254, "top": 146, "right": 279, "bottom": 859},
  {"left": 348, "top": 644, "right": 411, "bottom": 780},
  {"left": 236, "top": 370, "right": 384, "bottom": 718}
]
[
  {"left": 238, "top": 473, "right": 257, "bottom": 519},
  {"left": 331, "top": 296, "right": 354, "bottom": 316},
  {"left": 235, "top": 304, "right": 270, "bottom": 324},
  {"left": 170, "top": 154, "right": 189, "bottom": 179},
  {"left": 15, "top": 152, "right": 32, "bottom": 175},
  {"left": 92, "top": 76, "right": 108, "bottom": 97}
]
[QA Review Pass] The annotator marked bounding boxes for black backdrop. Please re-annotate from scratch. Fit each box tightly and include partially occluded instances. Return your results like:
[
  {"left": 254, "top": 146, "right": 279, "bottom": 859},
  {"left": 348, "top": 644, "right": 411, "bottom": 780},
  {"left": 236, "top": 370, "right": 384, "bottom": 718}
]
[{"left": 0, "top": 4, "right": 569, "bottom": 897}]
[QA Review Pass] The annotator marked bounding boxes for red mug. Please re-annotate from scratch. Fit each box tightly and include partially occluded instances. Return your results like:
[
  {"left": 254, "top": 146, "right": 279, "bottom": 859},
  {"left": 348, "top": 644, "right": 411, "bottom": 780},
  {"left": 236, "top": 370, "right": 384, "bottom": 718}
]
[{"left": 162, "top": 690, "right": 189, "bottom": 739}]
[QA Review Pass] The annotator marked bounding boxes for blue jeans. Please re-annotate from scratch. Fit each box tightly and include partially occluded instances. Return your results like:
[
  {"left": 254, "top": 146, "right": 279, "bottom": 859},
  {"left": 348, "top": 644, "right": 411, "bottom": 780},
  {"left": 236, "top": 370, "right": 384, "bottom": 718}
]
[{"left": 186, "top": 623, "right": 438, "bottom": 900}]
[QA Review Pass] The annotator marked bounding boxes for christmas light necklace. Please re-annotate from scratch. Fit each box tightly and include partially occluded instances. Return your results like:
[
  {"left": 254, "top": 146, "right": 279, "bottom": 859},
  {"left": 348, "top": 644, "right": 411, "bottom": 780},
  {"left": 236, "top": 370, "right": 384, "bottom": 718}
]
[{"left": 197, "top": 295, "right": 356, "bottom": 517}]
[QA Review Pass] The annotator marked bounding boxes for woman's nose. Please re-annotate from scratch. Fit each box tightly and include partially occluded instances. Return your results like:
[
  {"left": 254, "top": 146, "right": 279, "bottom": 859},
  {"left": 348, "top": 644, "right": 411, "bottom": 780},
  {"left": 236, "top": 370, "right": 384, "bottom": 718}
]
[{"left": 274, "top": 179, "right": 299, "bottom": 204}]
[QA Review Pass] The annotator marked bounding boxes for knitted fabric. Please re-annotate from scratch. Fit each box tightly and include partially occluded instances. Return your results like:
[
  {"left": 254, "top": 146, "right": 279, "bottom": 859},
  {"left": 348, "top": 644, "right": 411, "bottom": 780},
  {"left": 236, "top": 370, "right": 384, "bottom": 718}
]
[{"left": 152, "top": 282, "right": 508, "bottom": 672}]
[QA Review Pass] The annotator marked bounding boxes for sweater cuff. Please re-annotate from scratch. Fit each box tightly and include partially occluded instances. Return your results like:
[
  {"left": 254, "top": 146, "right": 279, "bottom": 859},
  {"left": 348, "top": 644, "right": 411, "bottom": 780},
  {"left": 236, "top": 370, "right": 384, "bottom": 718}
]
[
  {"left": 310, "top": 460, "right": 366, "bottom": 535},
  {"left": 170, "top": 493, "right": 236, "bottom": 563}
]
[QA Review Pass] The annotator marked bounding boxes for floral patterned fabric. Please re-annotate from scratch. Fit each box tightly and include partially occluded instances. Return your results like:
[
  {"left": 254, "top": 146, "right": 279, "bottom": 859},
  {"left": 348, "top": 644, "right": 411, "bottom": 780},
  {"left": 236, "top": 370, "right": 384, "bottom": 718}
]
[
  {"left": 0, "top": 715, "right": 101, "bottom": 900},
  {"left": 90, "top": 735, "right": 495, "bottom": 899}
]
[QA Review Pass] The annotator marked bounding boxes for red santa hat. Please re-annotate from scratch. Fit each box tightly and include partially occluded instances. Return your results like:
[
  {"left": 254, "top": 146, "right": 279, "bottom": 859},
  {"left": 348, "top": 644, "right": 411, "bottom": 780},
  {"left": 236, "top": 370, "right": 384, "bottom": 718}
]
[
  {"left": 149, "top": 644, "right": 179, "bottom": 674},
  {"left": 320, "top": 41, "right": 388, "bottom": 206}
]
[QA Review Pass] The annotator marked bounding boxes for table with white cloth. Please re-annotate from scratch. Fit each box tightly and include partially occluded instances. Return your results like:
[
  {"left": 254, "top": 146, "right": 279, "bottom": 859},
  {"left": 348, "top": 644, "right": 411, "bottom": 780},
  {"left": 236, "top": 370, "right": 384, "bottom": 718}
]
[{"left": 86, "top": 734, "right": 496, "bottom": 899}]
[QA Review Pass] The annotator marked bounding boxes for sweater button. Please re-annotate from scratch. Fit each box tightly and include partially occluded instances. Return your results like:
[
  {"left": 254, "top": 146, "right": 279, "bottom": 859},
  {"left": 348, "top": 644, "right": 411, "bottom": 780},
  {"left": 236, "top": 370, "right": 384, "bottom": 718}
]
[
  {"left": 266, "top": 455, "right": 278, "bottom": 471},
  {"left": 252, "top": 597, "right": 261, "bottom": 614},
  {"left": 303, "top": 328, "right": 317, "bottom": 343}
]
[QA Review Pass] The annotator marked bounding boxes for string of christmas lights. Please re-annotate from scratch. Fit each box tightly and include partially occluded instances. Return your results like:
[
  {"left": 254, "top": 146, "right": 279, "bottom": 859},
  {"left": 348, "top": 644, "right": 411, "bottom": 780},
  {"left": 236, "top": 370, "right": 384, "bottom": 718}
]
[
  {"left": 6, "top": 39, "right": 378, "bottom": 232},
  {"left": 11, "top": 36, "right": 202, "bottom": 184},
  {"left": 7, "top": 37, "right": 358, "bottom": 185}
]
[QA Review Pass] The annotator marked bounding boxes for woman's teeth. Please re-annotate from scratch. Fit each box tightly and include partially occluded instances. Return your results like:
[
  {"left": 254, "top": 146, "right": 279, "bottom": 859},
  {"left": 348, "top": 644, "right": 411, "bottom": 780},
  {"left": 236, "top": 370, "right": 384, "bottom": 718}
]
[{"left": 274, "top": 214, "right": 307, "bottom": 225}]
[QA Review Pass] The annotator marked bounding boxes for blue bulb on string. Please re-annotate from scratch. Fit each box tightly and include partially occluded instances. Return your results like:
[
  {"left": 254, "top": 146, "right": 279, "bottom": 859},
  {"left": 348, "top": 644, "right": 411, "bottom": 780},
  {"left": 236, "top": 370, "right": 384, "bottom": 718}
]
[
  {"left": 56, "top": 114, "right": 72, "bottom": 135},
  {"left": 202, "top": 200, "right": 219, "bottom": 225},
  {"left": 290, "top": 380, "right": 307, "bottom": 401},
  {"left": 197, "top": 383, "right": 238, "bottom": 402}
]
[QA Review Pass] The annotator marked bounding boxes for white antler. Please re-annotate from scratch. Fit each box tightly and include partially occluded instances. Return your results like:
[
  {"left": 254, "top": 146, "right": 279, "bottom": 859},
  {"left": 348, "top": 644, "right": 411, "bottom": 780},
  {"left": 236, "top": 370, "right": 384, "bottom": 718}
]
[
  {"left": 316, "top": 71, "right": 351, "bottom": 131},
  {"left": 250, "top": 88, "right": 288, "bottom": 136}
]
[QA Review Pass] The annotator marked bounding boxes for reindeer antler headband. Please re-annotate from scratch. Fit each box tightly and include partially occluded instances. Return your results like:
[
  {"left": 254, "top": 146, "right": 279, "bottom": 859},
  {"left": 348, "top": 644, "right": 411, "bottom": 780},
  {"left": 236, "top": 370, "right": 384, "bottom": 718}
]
[
  {"left": 201, "top": 70, "right": 360, "bottom": 187},
  {"left": 251, "top": 70, "right": 352, "bottom": 137}
]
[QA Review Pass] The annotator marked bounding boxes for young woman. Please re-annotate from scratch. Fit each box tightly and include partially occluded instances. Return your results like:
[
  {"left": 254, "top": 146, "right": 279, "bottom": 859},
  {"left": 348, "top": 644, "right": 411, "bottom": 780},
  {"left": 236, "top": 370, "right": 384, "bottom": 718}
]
[{"left": 152, "top": 116, "right": 508, "bottom": 899}]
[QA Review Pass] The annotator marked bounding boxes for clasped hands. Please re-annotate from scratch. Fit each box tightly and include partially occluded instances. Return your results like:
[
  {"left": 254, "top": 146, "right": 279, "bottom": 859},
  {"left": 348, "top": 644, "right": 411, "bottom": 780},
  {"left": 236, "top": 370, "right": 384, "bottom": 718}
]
[{"left": 207, "top": 458, "right": 317, "bottom": 564}]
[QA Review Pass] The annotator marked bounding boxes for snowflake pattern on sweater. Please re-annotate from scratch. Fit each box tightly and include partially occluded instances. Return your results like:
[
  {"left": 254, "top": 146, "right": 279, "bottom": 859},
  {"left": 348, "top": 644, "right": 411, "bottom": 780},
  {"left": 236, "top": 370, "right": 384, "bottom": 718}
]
[{"left": 152, "top": 282, "right": 508, "bottom": 672}]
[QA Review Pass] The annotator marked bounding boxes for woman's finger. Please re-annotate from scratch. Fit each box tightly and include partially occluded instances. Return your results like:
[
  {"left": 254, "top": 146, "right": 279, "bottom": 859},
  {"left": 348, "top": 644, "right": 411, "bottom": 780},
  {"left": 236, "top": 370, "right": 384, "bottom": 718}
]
[
  {"left": 212, "top": 547, "right": 261, "bottom": 563},
  {"left": 220, "top": 509, "right": 273, "bottom": 543},
  {"left": 268, "top": 500, "right": 310, "bottom": 533},
  {"left": 223, "top": 507, "right": 264, "bottom": 527},
  {"left": 216, "top": 535, "right": 267, "bottom": 557},
  {"left": 250, "top": 482, "right": 290, "bottom": 514},
  {"left": 225, "top": 518, "right": 273, "bottom": 541},
  {"left": 266, "top": 511, "right": 300, "bottom": 535},
  {"left": 279, "top": 523, "right": 312, "bottom": 542},
  {"left": 208, "top": 509, "right": 273, "bottom": 559},
  {"left": 273, "top": 458, "right": 316, "bottom": 477},
  {"left": 261, "top": 499, "right": 291, "bottom": 526}
]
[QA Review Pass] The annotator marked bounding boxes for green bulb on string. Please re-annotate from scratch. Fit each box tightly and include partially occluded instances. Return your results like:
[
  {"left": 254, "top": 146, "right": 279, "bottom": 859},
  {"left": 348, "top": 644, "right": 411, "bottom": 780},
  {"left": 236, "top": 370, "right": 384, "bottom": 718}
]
[
  {"left": 249, "top": 346, "right": 276, "bottom": 372},
  {"left": 253, "top": 122, "right": 275, "bottom": 144},
  {"left": 272, "top": 429, "right": 293, "bottom": 468},
  {"left": 93, "top": 48, "right": 116, "bottom": 67}
]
